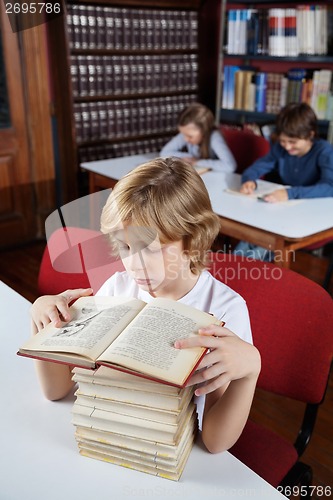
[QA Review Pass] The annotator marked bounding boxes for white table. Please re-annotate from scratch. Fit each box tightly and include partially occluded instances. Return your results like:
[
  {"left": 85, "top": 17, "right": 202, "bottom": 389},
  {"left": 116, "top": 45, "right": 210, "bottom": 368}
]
[
  {"left": 82, "top": 152, "right": 157, "bottom": 192},
  {"left": 81, "top": 153, "right": 333, "bottom": 267},
  {"left": 1, "top": 281, "right": 286, "bottom": 500}
]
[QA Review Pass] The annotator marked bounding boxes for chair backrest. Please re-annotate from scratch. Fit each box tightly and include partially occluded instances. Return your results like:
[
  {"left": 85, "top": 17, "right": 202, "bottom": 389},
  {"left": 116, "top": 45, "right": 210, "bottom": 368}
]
[
  {"left": 208, "top": 252, "right": 333, "bottom": 404},
  {"left": 221, "top": 126, "right": 270, "bottom": 174},
  {"left": 38, "top": 227, "right": 124, "bottom": 295}
]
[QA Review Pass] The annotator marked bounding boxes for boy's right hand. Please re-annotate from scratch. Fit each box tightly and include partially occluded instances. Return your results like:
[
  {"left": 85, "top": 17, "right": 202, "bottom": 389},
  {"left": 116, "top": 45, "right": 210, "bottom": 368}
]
[
  {"left": 240, "top": 180, "right": 256, "bottom": 194},
  {"left": 31, "top": 288, "right": 92, "bottom": 332}
]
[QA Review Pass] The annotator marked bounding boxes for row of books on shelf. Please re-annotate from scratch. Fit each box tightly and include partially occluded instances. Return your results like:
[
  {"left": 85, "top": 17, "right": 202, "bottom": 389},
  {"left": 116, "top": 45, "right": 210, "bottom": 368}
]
[
  {"left": 71, "top": 367, "right": 197, "bottom": 480},
  {"left": 225, "top": 6, "right": 333, "bottom": 57},
  {"left": 78, "top": 136, "right": 171, "bottom": 164},
  {"left": 74, "top": 94, "right": 197, "bottom": 143},
  {"left": 222, "top": 66, "right": 333, "bottom": 120},
  {"left": 70, "top": 54, "right": 198, "bottom": 98},
  {"left": 67, "top": 4, "right": 198, "bottom": 52}
]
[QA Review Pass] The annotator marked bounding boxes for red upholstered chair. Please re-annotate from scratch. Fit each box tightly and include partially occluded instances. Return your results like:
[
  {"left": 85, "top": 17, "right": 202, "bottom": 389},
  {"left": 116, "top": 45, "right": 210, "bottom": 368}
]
[
  {"left": 38, "top": 227, "right": 124, "bottom": 295},
  {"left": 221, "top": 126, "right": 270, "bottom": 174},
  {"left": 208, "top": 252, "right": 333, "bottom": 495}
]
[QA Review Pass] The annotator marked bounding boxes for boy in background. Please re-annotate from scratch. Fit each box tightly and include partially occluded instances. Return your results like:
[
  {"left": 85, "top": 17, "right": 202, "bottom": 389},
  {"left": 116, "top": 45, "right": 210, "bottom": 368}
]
[{"left": 234, "top": 103, "right": 333, "bottom": 259}]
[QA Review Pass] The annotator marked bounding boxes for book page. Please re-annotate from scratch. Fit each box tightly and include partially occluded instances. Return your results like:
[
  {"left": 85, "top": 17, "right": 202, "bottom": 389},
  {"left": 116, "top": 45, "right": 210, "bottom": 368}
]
[
  {"left": 99, "top": 297, "right": 221, "bottom": 386},
  {"left": 19, "top": 296, "right": 145, "bottom": 361},
  {"left": 225, "top": 178, "right": 287, "bottom": 199},
  {"left": 225, "top": 179, "right": 302, "bottom": 205},
  {"left": 194, "top": 165, "right": 211, "bottom": 175}
]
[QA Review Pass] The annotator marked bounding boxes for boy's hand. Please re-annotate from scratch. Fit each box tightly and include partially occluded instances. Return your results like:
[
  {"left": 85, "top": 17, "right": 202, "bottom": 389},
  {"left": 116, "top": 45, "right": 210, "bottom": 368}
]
[
  {"left": 240, "top": 181, "right": 256, "bottom": 194},
  {"left": 31, "top": 288, "right": 92, "bottom": 332},
  {"left": 264, "top": 188, "right": 288, "bottom": 203},
  {"left": 174, "top": 324, "right": 261, "bottom": 396}
]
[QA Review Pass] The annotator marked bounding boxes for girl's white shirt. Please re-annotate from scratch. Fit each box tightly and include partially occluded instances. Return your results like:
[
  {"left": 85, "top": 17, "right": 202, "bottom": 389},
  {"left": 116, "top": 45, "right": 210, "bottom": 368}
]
[{"left": 96, "top": 269, "right": 253, "bottom": 428}]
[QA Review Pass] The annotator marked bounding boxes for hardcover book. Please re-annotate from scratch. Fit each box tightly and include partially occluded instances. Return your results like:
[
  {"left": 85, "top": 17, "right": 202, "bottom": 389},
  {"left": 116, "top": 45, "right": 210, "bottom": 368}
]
[{"left": 18, "top": 295, "right": 221, "bottom": 387}]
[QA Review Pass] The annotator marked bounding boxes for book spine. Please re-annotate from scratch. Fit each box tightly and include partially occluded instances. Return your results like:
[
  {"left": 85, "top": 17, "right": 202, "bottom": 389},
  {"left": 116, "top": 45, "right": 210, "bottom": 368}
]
[
  {"left": 95, "top": 6, "right": 106, "bottom": 49},
  {"left": 246, "top": 9, "right": 259, "bottom": 56},
  {"left": 71, "top": 5, "right": 81, "bottom": 49},
  {"left": 87, "top": 5, "right": 97, "bottom": 49},
  {"left": 285, "top": 8, "right": 298, "bottom": 57},
  {"left": 227, "top": 9, "right": 236, "bottom": 54},
  {"left": 255, "top": 72, "right": 267, "bottom": 112},
  {"left": 257, "top": 9, "right": 269, "bottom": 56},
  {"left": 268, "top": 8, "right": 285, "bottom": 57}
]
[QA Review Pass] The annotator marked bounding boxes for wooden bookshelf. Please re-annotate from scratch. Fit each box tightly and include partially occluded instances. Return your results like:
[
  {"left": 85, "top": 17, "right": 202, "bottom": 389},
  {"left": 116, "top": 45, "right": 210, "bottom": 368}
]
[
  {"left": 46, "top": 0, "right": 220, "bottom": 202},
  {"left": 216, "top": 0, "right": 333, "bottom": 135}
]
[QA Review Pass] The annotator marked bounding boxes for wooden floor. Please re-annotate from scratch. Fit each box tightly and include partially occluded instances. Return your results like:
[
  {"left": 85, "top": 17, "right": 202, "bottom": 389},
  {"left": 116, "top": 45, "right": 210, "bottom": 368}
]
[{"left": 0, "top": 239, "right": 332, "bottom": 498}]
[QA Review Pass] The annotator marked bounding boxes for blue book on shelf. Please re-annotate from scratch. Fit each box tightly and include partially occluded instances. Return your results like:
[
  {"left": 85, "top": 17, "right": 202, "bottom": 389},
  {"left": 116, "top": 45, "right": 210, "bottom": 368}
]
[
  {"left": 222, "top": 65, "right": 240, "bottom": 109},
  {"left": 255, "top": 72, "right": 267, "bottom": 112},
  {"left": 246, "top": 9, "right": 259, "bottom": 55}
]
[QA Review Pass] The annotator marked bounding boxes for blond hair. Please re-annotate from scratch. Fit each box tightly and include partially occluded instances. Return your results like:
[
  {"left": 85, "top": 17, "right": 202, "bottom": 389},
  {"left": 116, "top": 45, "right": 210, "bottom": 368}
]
[{"left": 100, "top": 157, "right": 220, "bottom": 273}]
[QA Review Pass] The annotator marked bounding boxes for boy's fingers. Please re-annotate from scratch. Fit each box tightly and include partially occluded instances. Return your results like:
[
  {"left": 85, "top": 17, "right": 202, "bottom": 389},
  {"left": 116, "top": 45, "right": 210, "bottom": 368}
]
[
  {"left": 199, "top": 325, "right": 234, "bottom": 338},
  {"left": 48, "top": 307, "right": 66, "bottom": 325},
  {"left": 61, "top": 288, "right": 93, "bottom": 302},
  {"left": 175, "top": 335, "right": 219, "bottom": 350},
  {"left": 174, "top": 326, "right": 234, "bottom": 349}
]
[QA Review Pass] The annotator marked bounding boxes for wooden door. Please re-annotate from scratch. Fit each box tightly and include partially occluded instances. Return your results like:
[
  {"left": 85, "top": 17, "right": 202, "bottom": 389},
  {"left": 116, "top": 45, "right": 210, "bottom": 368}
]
[
  {"left": 0, "top": 7, "right": 35, "bottom": 247},
  {"left": 1, "top": 6, "right": 64, "bottom": 249}
]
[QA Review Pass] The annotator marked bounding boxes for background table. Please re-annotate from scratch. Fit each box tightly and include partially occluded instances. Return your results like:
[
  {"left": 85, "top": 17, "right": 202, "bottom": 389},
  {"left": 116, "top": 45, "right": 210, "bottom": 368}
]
[
  {"left": 203, "top": 171, "right": 333, "bottom": 267},
  {"left": 1, "top": 281, "right": 286, "bottom": 500},
  {"left": 81, "top": 154, "right": 333, "bottom": 268}
]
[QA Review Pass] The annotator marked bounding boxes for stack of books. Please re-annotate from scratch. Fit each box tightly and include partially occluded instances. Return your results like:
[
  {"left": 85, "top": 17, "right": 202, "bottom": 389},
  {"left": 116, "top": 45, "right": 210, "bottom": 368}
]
[
  {"left": 18, "top": 295, "right": 219, "bottom": 479},
  {"left": 72, "top": 366, "right": 198, "bottom": 481}
]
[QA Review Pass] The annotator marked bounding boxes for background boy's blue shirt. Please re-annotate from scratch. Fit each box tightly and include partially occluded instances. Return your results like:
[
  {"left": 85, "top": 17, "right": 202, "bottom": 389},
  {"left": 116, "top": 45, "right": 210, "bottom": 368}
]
[{"left": 241, "top": 138, "right": 333, "bottom": 199}]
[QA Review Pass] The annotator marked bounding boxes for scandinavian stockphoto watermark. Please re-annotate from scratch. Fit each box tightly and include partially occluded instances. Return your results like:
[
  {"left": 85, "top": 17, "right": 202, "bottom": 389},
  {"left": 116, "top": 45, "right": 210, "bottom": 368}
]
[
  {"left": 44, "top": 189, "right": 290, "bottom": 290},
  {"left": 4, "top": 0, "right": 63, "bottom": 32}
]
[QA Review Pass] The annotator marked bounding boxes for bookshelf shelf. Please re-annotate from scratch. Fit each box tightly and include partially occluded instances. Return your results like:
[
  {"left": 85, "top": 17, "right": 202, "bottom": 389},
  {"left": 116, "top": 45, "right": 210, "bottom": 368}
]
[
  {"left": 223, "top": 54, "right": 333, "bottom": 64},
  {"left": 77, "top": 130, "right": 175, "bottom": 147},
  {"left": 219, "top": 109, "right": 330, "bottom": 135},
  {"left": 71, "top": 48, "right": 198, "bottom": 56},
  {"left": 226, "top": 0, "right": 324, "bottom": 4},
  {"left": 73, "top": 90, "right": 198, "bottom": 103}
]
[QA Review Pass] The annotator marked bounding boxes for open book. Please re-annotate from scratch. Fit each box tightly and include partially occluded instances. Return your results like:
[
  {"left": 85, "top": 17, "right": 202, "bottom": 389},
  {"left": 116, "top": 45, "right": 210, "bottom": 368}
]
[
  {"left": 194, "top": 164, "right": 211, "bottom": 175},
  {"left": 18, "top": 296, "right": 221, "bottom": 387},
  {"left": 224, "top": 179, "right": 288, "bottom": 200},
  {"left": 224, "top": 179, "right": 302, "bottom": 205}
]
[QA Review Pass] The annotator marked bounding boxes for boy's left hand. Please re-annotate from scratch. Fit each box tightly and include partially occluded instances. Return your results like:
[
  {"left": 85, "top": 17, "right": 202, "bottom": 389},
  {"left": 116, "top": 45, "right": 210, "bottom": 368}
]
[
  {"left": 174, "top": 324, "right": 260, "bottom": 396},
  {"left": 264, "top": 188, "right": 288, "bottom": 203}
]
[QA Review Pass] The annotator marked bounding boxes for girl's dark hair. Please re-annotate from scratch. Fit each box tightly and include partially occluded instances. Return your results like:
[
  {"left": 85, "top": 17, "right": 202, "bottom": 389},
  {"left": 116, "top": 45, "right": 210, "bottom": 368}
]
[
  {"left": 177, "top": 103, "right": 216, "bottom": 158},
  {"left": 275, "top": 102, "right": 318, "bottom": 139}
]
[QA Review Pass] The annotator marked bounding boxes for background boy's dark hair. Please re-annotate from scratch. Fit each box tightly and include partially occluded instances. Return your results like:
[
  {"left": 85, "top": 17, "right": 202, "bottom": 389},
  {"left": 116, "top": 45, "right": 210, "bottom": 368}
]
[{"left": 274, "top": 102, "right": 318, "bottom": 139}]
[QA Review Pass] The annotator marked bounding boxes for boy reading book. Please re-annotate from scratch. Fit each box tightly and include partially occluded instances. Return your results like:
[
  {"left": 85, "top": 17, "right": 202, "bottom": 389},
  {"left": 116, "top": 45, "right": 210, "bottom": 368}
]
[{"left": 29, "top": 157, "right": 261, "bottom": 454}]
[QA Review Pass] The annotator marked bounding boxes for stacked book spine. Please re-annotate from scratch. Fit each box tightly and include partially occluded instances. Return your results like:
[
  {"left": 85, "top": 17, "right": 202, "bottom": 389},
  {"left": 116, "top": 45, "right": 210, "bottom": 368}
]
[
  {"left": 72, "top": 366, "right": 198, "bottom": 481},
  {"left": 66, "top": 3, "right": 199, "bottom": 162},
  {"left": 225, "top": 5, "right": 333, "bottom": 57},
  {"left": 222, "top": 66, "right": 333, "bottom": 120},
  {"left": 70, "top": 54, "right": 198, "bottom": 98},
  {"left": 77, "top": 136, "right": 172, "bottom": 164},
  {"left": 67, "top": 5, "right": 198, "bottom": 51},
  {"left": 73, "top": 94, "right": 197, "bottom": 144}
]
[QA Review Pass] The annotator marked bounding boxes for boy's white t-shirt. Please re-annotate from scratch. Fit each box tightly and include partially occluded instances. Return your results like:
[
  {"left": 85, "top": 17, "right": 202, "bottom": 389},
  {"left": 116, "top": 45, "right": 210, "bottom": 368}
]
[{"left": 96, "top": 269, "right": 253, "bottom": 428}]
